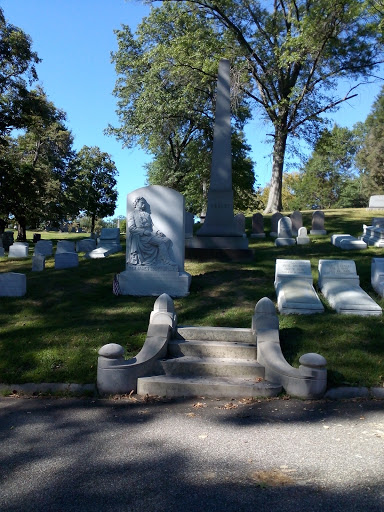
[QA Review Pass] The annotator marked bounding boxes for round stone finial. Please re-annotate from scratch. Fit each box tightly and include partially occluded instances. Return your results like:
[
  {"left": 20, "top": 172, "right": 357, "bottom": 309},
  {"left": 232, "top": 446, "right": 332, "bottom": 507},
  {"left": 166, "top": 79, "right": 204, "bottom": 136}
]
[
  {"left": 299, "top": 353, "right": 327, "bottom": 368},
  {"left": 98, "top": 343, "right": 125, "bottom": 359}
]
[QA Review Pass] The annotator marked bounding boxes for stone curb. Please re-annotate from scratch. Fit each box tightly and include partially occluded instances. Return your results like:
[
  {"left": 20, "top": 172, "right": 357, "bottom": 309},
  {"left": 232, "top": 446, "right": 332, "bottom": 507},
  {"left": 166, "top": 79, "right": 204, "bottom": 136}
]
[{"left": 0, "top": 383, "right": 383, "bottom": 400}]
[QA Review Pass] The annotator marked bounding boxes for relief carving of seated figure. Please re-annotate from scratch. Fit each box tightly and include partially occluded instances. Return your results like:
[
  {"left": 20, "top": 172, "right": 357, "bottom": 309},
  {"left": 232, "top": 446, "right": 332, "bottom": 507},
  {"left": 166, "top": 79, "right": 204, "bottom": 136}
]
[{"left": 127, "top": 197, "right": 176, "bottom": 267}]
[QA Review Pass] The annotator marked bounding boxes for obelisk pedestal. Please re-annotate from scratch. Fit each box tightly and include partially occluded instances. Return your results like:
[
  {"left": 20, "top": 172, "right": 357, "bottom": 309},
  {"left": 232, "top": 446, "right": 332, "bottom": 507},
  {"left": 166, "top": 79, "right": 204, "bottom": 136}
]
[{"left": 186, "top": 59, "right": 252, "bottom": 260}]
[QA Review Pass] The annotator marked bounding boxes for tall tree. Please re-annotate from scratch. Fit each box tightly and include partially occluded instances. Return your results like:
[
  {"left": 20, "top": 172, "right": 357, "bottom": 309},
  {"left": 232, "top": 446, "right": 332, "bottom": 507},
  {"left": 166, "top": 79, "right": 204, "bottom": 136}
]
[
  {"left": 0, "top": 88, "right": 75, "bottom": 240},
  {"left": 108, "top": 2, "right": 257, "bottom": 214},
  {"left": 147, "top": 0, "right": 383, "bottom": 212},
  {"left": 66, "top": 146, "right": 118, "bottom": 233},
  {"left": 0, "top": 7, "right": 40, "bottom": 142}
]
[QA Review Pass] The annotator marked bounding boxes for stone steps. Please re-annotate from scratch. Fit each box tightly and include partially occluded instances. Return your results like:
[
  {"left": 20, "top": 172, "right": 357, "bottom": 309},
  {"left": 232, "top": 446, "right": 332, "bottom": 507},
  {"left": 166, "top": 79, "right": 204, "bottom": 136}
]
[
  {"left": 136, "top": 326, "right": 282, "bottom": 399},
  {"left": 137, "top": 375, "right": 281, "bottom": 399},
  {"left": 161, "top": 356, "right": 265, "bottom": 378},
  {"left": 168, "top": 339, "right": 257, "bottom": 359}
]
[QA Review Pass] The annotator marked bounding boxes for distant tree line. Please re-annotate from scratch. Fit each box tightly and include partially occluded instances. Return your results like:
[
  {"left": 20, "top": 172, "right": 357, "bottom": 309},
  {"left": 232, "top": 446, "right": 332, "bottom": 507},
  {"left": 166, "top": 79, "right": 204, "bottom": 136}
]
[{"left": 0, "top": 8, "right": 118, "bottom": 240}]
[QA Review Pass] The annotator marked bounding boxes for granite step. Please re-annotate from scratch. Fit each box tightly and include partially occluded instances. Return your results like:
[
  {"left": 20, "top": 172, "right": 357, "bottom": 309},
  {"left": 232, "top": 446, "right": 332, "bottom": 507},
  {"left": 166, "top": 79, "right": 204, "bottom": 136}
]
[
  {"left": 136, "top": 375, "right": 282, "bottom": 399},
  {"left": 176, "top": 326, "right": 254, "bottom": 343},
  {"left": 161, "top": 356, "right": 264, "bottom": 378},
  {"left": 168, "top": 338, "right": 257, "bottom": 359}
]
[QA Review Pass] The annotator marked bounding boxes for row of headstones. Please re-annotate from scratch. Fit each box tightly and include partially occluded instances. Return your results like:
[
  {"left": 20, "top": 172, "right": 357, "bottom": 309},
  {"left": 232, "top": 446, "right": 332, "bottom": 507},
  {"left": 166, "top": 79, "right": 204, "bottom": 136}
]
[
  {"left": 1, "top": 228, "right": 123, "bottom": 268},
  {"left": 250, "top": 210, "right": 326, "bottom": 239},
  {"left": 330, "top": 218, "right": 384, "bottom": 250},
  {"left": 275, "top": 258, "right": 384, "bottom": 316}
]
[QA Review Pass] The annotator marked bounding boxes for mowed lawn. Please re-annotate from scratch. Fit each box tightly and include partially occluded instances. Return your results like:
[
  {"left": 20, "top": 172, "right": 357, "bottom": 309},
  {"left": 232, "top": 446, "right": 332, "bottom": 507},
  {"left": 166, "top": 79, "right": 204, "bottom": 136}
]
[{"left": 0, "top": 208, "right": 383, "bottom": 391}]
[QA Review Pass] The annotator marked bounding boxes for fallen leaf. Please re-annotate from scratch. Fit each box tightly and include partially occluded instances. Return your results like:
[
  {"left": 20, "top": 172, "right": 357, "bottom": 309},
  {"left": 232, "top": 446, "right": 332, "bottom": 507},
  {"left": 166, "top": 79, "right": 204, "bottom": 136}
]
[{"left": 193, "top": 402, "right": 207, "bottom": 408}]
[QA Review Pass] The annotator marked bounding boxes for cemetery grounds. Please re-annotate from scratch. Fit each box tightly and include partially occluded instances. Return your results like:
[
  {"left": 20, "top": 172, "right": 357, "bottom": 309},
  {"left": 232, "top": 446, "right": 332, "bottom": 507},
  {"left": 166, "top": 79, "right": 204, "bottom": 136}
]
[{"left": 0, "top": 208, "right": 383, "bottom": 393}]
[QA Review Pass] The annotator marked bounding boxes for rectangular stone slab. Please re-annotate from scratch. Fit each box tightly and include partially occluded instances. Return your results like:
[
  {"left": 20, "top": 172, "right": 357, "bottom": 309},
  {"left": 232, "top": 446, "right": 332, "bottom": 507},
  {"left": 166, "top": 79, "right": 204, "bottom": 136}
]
[{"left": 275, "top": 259, "right": 324, "bottom": 314}]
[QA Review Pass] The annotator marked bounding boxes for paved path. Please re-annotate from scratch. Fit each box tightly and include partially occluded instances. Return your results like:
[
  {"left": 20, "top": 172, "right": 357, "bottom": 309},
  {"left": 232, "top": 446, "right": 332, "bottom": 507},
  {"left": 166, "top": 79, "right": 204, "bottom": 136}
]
[{"left": 0, "top": 395, "right": 383, "bottom": 512}]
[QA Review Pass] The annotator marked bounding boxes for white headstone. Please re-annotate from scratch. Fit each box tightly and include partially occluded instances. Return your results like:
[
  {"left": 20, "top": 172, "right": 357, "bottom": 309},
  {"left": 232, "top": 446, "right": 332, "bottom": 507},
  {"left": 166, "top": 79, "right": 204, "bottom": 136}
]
[
  {"left": 296, "top": 226, "right": 310, "bottom": 245},
  {"left": 331, "top": 234, "right": 367, "bottom": 250},
  {"left": 8, "top": 242, "right": 29, "bottom": 258},
  {"left": 318, "top": 259, "right": 382, "bottom": 315},
  {"left": 371, "top": 258, "right": 384, "bottom": 297},
  {"left": 274, "top": 259, "right": 324, "bottom": 314},
  {"left": 118, "top": 185, "right": 191, "bottom": 297},
  {"left": 368, "top": 195, "right": 384, "bottom": 209}
]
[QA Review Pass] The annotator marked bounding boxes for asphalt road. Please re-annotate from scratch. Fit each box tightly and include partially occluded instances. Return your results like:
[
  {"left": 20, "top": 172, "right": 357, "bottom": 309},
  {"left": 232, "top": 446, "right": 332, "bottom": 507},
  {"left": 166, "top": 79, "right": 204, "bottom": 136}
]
[{"left": 0, "top": 395, "right": 383, "bottom": 512}]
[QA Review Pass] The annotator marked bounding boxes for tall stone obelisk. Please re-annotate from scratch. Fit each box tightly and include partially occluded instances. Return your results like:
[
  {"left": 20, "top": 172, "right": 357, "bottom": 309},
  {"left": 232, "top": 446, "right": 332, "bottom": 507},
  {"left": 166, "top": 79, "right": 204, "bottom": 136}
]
[{"left": 196, "top": 59, "right": 247, "bottom": 244}]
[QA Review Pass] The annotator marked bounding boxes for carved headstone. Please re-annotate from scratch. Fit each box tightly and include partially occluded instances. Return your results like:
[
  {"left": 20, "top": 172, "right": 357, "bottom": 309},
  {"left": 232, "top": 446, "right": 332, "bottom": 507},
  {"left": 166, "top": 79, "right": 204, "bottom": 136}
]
[
  {"left": 118, "top": 185, "right": 191, "bottom": 297},
  {"left": 371, "top": 258, "right": 384, "bottom": 297},
  {"left": 310, "top": 210, "right": 326, "bottom": 235},
  {"left": 234, "top": 213, "right": 246, "bottom": 234},
  {"left": 251, "top": 213, "right": 265, "bottom": 238},
  {"left": 34, "top": 240, "right": 53, "bottom": 256},
  {"left": 8, "top": 242, "right": 29, "bottom": 258},
  {"left": 296, "top": 226, "right": 310, "bottom": 245},
  {"left": 55, "top": 252, "right": 79, "bottom": 269},
  {"left": 318, "top": 259, "right": 382, "bottom": 315},
  {"left": 32, "top": 253, "right": 45, "bottom": 272},
  {"left": 290, "top": 210, "right": 303, "bottom": 236},
  {"left": 274, "top": 259, "right": 324, "bottom": 314},
  {"left": 275, "top": 217, "right": 295, "bottom": 246},
  {"left": 0, "top": 272, "right": 26, "bottom": 296},
  {"left": 368, "top": 195, "right": 384, "bottom": 209},
  {"left": 270, "top": 212, "right": 283, "bottom": 238},
  {"left": 56, "top": 240, "right": 76, "bottom": 253}
]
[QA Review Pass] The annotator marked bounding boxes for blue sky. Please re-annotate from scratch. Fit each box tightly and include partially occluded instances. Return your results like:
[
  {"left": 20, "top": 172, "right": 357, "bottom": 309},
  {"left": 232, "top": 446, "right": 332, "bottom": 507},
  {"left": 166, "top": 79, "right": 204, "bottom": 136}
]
[{"left": 2, "top": 0, "right": 383, "bottom": 217}]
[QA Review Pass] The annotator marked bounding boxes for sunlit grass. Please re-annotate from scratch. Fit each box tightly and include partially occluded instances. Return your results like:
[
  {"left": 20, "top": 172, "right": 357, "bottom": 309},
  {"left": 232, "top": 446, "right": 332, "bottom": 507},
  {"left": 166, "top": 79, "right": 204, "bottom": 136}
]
[{"left": 1, "top": 211, "right": 384, "bottom": 389}]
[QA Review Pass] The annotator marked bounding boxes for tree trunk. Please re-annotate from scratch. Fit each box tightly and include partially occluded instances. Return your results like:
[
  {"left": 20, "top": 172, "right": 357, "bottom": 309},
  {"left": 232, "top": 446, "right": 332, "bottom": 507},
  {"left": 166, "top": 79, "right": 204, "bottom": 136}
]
[
  {"left": 91, "top": 213, "right": 96, "bottom": 234},
  {"left": 17, "top": 217, "right": 27, "bottom": 241},
  {"left": 0, "top": 218, "right": 6, "bottom": 235},
  {"left": 264, "top": 128, "right": 288, "bottom": 214}
]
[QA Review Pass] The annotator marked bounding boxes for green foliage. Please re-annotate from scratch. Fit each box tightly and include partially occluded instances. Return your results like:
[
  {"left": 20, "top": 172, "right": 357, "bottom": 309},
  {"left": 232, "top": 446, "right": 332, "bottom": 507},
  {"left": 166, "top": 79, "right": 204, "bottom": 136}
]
[
  {"left": 0, "top": 7, "right": 40, "bottom": 140},
  {"left": 108, "top": 2, "right": 256, "bottom": 213},
  {"left": 290, "top": 125, "right": 364, "bottom": 209},
  {"left": 356, "top": 85, "right": 384, "bottom": 196},
  {"left": 66, "top": 146, "right": 118, "bottom": 232},
  {"left": 145, "top": 0, "right": 383, "bottom": 213}
]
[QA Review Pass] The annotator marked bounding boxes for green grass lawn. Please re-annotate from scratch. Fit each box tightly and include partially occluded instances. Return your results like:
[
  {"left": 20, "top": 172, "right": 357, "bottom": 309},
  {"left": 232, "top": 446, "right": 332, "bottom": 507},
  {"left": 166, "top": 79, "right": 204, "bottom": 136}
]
[{"left": 1, "top": 208, "right": 384, "bottom": 390}]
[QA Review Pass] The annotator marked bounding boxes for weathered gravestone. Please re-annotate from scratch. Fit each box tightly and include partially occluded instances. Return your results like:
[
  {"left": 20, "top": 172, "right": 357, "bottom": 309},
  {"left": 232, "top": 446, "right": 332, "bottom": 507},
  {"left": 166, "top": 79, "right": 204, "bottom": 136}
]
[
  {"left": 34, "top": 240, "right": 53, "bottom": 256},
  {"left": 296, "top": 226, "right": 310, "bottom": 245},
  {"left": 76, "top": 238, "right": 97, "bottom": 253},
  {"left": 360, "top": 219, "right": 384, "bottom": 247},
  {"left": 56, "top": 240, "right": 76, "bottom": 253},
  {"left": 97, "top": 228, "right": 122, "bottom": 253},
  {"left": 2, "top": 231, "right": 14, "bottom": 251},
  {"left": 117, "top": 185, "right": 191, "bottom": 297},
  {"left": 290, "top": 210, "right": 303, "bottom": 236},
  {"left": 32, "top": 253, "right": 45, "bottom": 272},
  {"left": 251, "top": 213, "right": 265, "bottom": 238},
  {"left": 274, "top": 259, "right": 324, "bottom": 314},
  {"left": 55, "top": 252, "right": 79, "bottom": 269},
  {"left": 8, "top": 242, "right": 29, "bottom": 258},
  {"left": 0, "top": 272, "right": 26, "bottom": 296},
  {"left": 331, "top": 234, "right": 367, "bottom": 250},
  {"left": 185, "top": 212, "right": 194, "bottom": 239},
  {"left": 371, "top": 258, "right": 384, "bottom": 297},
  {"left": 275, "top": 217, "right": 295, "bottom": 246},
  {"left": 234, "top": 213, "right": 246, "bottom": 234},
  {"left": 33, "top": 233, "right": 41, "bottom": 243},
  {"left": 186, "top": 59, "right": 250, "bottom": 258},
  {"left": 270, "top": 212, "right": 283, "bottom": 238},
  {"left": 310, "top": 210, "right": 327, "bottom": 235},
  {"left": 368, "top": 195, "right": 384, "bottom": 210},
  {"left": 318, "top": 259, "right": 382, "bottom": 316}
]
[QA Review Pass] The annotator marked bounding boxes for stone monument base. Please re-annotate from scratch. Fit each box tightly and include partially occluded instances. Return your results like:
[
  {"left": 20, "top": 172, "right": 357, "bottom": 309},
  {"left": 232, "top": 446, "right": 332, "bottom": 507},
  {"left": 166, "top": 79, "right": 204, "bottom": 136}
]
[
  {"left": 117, "top": 266, "right": 191, "bottom": 297},
  {"left": 185, "top": 236, "right": 248, "bottom": 249}
]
